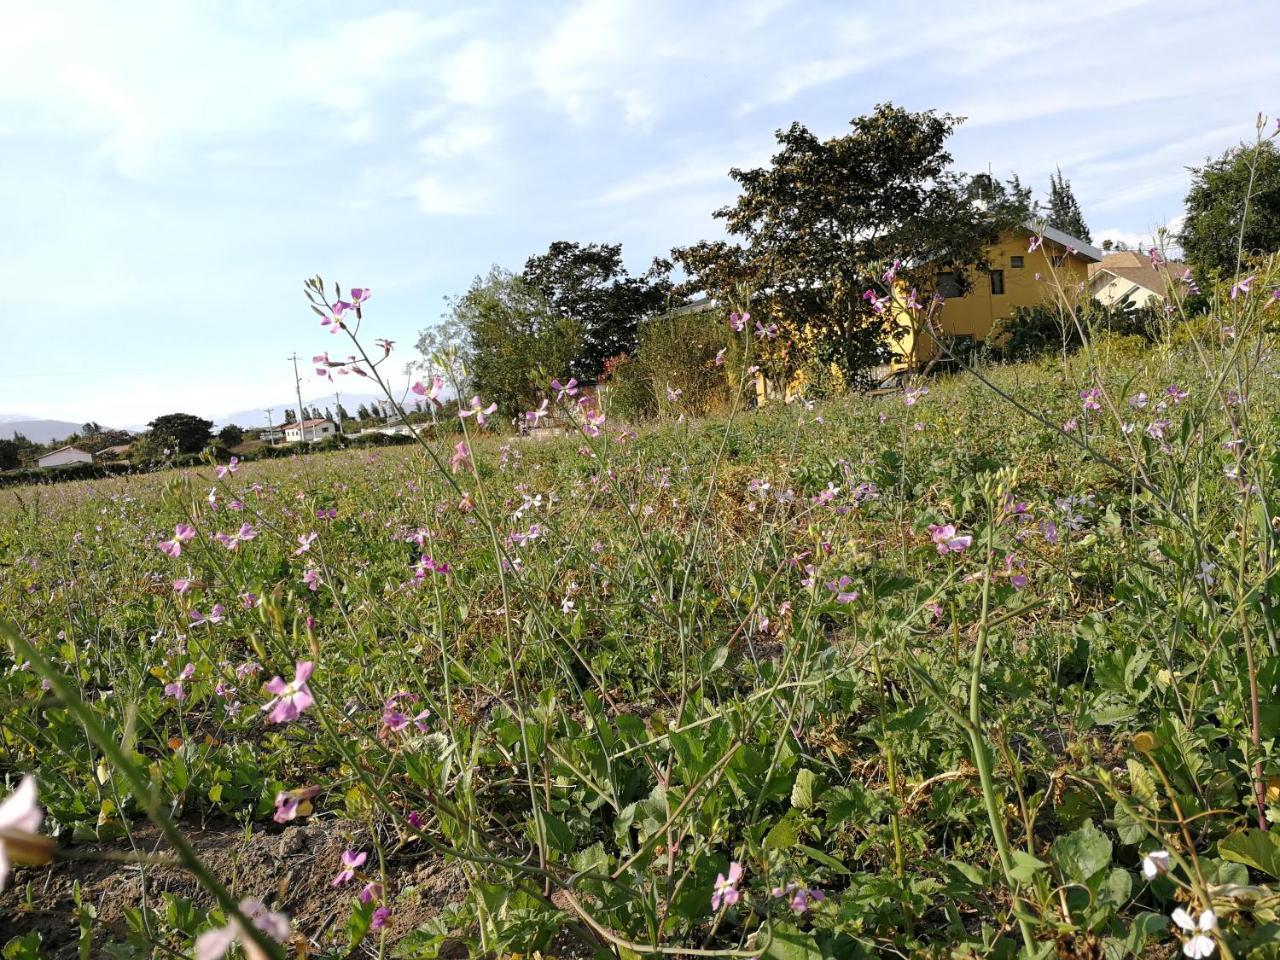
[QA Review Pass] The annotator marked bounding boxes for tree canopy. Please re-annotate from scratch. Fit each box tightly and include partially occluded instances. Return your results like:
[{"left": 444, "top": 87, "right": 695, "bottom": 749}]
[
  {"left": 452, "top": 267, "right": 581, "bottom": 417},
  {"left": 520, "top": 241, "right": 675, "bottom": 381},
  {"left": 673, "top": 103, "right": 1030, "bottom": 388},
  {"left": 1180, "top": 139, "right": 1280, "bottom": 277},
  {"left": 1047, "top": 167, "right": 1092, "bottom": 243},
  {"left": 147, "top": 413, "right": 213, "bottom": 454}
]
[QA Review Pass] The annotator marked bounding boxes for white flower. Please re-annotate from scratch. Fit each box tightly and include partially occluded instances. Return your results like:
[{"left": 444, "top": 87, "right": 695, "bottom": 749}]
[
  {"left": 0, "top": 776, "right": 50, "bottom": 891},
  {"left": 1141, "top": 849, "right": 1170, "bottom": 879},
  {"left": 1172, "top": 907, "right": 1216, "bottom": 958}
]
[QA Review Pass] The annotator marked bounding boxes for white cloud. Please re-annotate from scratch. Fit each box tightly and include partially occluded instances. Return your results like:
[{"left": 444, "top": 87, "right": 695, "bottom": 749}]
[
  {"left": 411, "top": 175, "right": 491, "bottom": 216},
  {"left": 419, "top": 122, "right": 499, "bottom": 161}
]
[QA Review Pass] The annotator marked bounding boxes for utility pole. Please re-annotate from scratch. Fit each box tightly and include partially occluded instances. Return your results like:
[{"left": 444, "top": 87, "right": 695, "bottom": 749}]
[
  {"left": 334, "top": 390, "right": 343, "bottom": 436},
  {"left": 265, "top": 409, "right": 275, "bottom": 447},
  {"left": 288, "top": 353, "right": 306, "bottom": 441}
]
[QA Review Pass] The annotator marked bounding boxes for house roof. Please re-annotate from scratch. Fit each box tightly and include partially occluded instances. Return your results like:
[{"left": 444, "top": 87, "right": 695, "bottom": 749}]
[
  {"left": 288, "top": 418, "right": 334, "bottom": 428},
  {"left": 1087, "top": 251, "right": 1188, "bottom": 299},
  {"left": 1022, "top": 221, "right": 1103, "bottom": 262},
  {"left": 96, "top": 444, "right": 132, "bottom": 456},
  {"left": 38, "top": 445, "right": 91, "bottom": 458}
]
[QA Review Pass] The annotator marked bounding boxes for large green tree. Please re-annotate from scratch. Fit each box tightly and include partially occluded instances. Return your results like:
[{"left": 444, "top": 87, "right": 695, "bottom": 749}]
[
  {"left": 673, "top": 103, "right": 1030, "bottom": 389},
  {"left": 1047, "top": 167, "right": 1092, "bottom": 243},
  {"left": 147, "top": 413, "right": 213, "bottom": 454},
  {"left": 1180, "top": 139, "right": 1280, "bottom": 277},
  {"left": 452, "top": 267, "right": 582, "bottom": 417},
  {"left": 520, "top": 242, "right": 675, "bottom": 381}
]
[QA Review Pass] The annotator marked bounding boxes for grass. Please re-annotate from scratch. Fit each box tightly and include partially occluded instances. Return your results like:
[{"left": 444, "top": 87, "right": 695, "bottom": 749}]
[{"left": 3, "top": 272, "right": 1280, "bottom": 959}]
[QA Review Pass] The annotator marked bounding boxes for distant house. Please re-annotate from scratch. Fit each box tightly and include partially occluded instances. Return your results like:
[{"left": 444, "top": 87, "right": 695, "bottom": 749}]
[
  {"left": 892, "top": 221, "right": 1102, "bottom": 369},
  {"left": 1087, "top": 251, "right": 1189, "bottom": 308},
  {"left": 37, "top": 445, "right": 94, "bottom": 468},
  {"left": 260, "top": 426, "right": 285, "bottom": 443},
  {"left": 95, "top": 444, "right": 132, "bottom": 461},
  {"left": 284, "top": 418, "right": 337, "bottom": 443}
]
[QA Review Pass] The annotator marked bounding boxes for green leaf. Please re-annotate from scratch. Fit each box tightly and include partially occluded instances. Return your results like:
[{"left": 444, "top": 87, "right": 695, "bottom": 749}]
[
  {"left": 796, "top": 844, "right": 850, "bottom": 875},
  {"left": 1051, "top": 819, "right": 1112, "bottom": 884},
  {"left": 760, "top": 923, "right": 824, "bottom": 960},
  {"left": 1219, "top": 828, "right": 1280, "bottom": 879},
  {"left": 764, "top": 812, "right": 800, "bottom": 851},
  {"left": 1126, "top": 758, "right": 1159, "bottom": 812},
  {"left": 1009, "top": 849, "right": 1050, "bottom": 883},
  {"left": 791, "top": 769, "right": 817, "bottom": 810}
]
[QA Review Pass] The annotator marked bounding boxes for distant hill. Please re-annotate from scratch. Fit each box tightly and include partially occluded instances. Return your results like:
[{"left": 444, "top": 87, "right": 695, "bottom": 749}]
[{"left": 0, "top": 419, "right": 94, "bottom": 444}]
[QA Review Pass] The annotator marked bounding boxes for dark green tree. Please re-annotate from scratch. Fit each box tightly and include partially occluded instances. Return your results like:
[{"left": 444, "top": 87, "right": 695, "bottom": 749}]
[
  {"left": 452, "top": 266, "right": 582, "bottom": 416},
  {"left": 356, "top": 404, "right": 371, "bottom": 421},
  {"left": 218, "top": 424, "right": 245, "bottom": 446},
  {"left": 0, "top": 439, "right": 18, "bottom": 471},
  {"left": 674, "top": 103, "right": 1031, "bottom": 389},
  {"left": 81, "top": 421, "right": 103, "bottom": 436},
  {"left": 1047, "top": 167, "right": 1092, "bottom": 243},
  {"left": 1180, "top": 139, "right": 1280, "bottom": 277},
  {"left": 521, "top": 242, "right": 674, "bottom": 381},
  {"left": 336, "top": 402, "right": 350, "bottom": 422},
  {"left": 283, "top": 409, "right": 297, "bottom": 425},
  {"left": 147, "top": 413, "right": 213, "bottom": 454}
]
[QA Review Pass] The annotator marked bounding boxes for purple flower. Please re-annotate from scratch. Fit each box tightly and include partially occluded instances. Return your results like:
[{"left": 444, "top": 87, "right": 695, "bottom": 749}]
[
  {"left": 904, "top": 386, "right": 928, "bottom": 407},
  {"left": 215, "top": 457, "right": 239, "bottom": 480},
  {"left": 273, "top": 785, "right": 320, "bottom": 823},
  {"left": 449, "top": 441, "right": 471, "bottom": 474},
  {"left": 824, "top": 576, "right": 859, "bottom": 604},
  {"left": 164, "top": 663, "right": 196, "bottom": 701},
  {"left": 371, "top": 906, "right": 391, "bottom": 930},
  {"left": 1028, "top": 234, "right": 1043, "bottom": 252},
  {"left": 158, "top": 523, "right": 196, "bottom": 558},
  {"left": 772, "top": 882, "right": 825, "bottom": 914},
  {"left": 1080, "top": 387, "right": 1101, "bottom": 411},
  {"left": 332, "top": 849, "right": 367, "bottom": 887},
  {"left": 358, "top": 881, "right": 383, "bottom": 904},
  {"left": 262, "top": 661, "right": 315, "bottom": 723},
  {"left": 411, "top": 377, "right": 444, "bottom": 407},
  {"left": 928, "top": 524, "right": 972, "bottom": 555},
  {"left": 214, "top": 523, "right": 256, "bottom": 550},
  {"left": 729, "top": 312, "right": 748, "bottom": 333},
  {"left": 350, "top": 287, "right": 371, "bottom": 304},
  {"left": 458, "top": 396, "right": 498, "bottom": 426},
  {"left": 711, "top": 861, "right": 743, "bottom": 911},
  {"left": 551, "top": 378, "right": 578, "bottom": 400},
  {"left": 1231, "top": 275, "right": 1255, "bottom": 300},
  {"left": 301, "top": 567, "right": 321, "bottom": 592}
]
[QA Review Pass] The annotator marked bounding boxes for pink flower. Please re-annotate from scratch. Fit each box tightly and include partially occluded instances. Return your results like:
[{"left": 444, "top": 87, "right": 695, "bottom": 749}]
[
  {"left": 165, "top": 663, "right": 196, "bottom": 701},
  {"left": 882, "top": 259, "right": 900, "bottom": 284},
  {"left": 158, "top": 523, "right": 196, "bottom": 558},
  {"left": 332, "top": 849, "right": 367, "bottom": 887},
  {"left": 449, "top": 441, "right": 471, "bottom": 474},
  {"left": 215, "top": 457, "right": 239, "bottom": 480},
  {"left": 772, "top": 882, "right": 824, "bottom": 914},
  {"left": 301, "top": 567, "right": 321, "bottom": 592},
  {"left": 382, "top": 693, "right": 430, "bottom": 733},
  {"left": 214, "top": 523, "right": 256, "bottom": 550},
  {"left": 711, "top": 861, "right": 742, "bottom": 911},
  {"left": 262, "top": 661, "right": 315, "bottom": 723},
  {"left": 714, "top": 348, "right": 727, "bottom": 366},
  {"left": 458, "top": 396, "right": 498, "bottom": 426},
  {"left": 0, "top": 776, "right": 47, "bottom": 891},
  {"left": 928, "top": 524, "right": 972, "bottom": 555},
  {"left": 1028, "top": 234, "right": 1043, "bottom": 252},
  {"left": 273, "top": 786, "right": 320, "bottom": 824},
  {"left": 174, "top": 578, "right": 193, "bottom": 594},
  {"left": 904, "top": 386, "right": 928, "bottom": 407},
  {"left": 526, "top": 399, "right": 550, "bottom": 425},
  {"left": 551, "top": 378, "right": 578, "bottom": 400},
  {"left": 294, "top": 532, "right": 318, "bottom": 555},
  {"left": 824, "top": 576, "right": 859, "bottom": 604},
  {"left": 1231, "top": 275, "right": 1255, "bottom": 299},
  {"left": 729, "top": 312, "right": 748, "bottom": 332},
  {"left": 371, "top": 906, "right": 391, "bottom": 930},
  {"left": 194, "top": 897, "right": 290, "bottom": 960},
  {"left": 411, "top": 377, "right": 445, "bottom": 407},
  {"left": 666, "top": 386, "right": 683, "bottom": 402},
  {"left": 862, "top": 289, "right": 889, "bottom": 315},
  {"left": 358, "top": 881, "right": 383, "bottom": 904},
  {"left": 1080, "top": 387, "right": 1101, "bottom": 411},
  {"left": 350, "top": 287, "right": 371, "bottom": 304}
]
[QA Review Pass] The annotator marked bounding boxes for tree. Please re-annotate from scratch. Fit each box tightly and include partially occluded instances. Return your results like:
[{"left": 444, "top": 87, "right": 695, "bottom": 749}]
[
  {"left": 81, "top": 421, "right": 103, "bottom": 436},
  {"left": 336, "top": 402, "right": 350, "bottom": 422},
  {"left": 147, "top": 413, "right": 213, "bottom": 454},
  {"left": 356, "top": 404, "right": 371, "bottom": 421},
  {"left": 451, "top": 267, "right": 582, "bottom": 417},
  {"left": 0, "top": 439, "right": 18, "bottom": 471},
  {"left": 1047, "top": 167, "right": 1092, "bottom": 243},
  {"left": 674, "top": 103, "right": 1031, "bottom": 389},
  {"left": 520, "top": 242, "right": 675, "bottom": 381},
  {"left": 1180, "top": 139, "right": 1280, "bottom": 277},
  {"left": 218, "top": 424, "right": 245, "bottom": 447},
  {"left": 283, "top": 409, "right": 297, "bottom": 425},
  {"left": 323, "top": 406, "right": 333, "bottom": 423}
]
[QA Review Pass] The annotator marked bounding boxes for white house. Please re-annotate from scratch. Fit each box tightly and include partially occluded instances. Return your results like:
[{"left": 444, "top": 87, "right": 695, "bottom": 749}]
[
  {"left": 37, "top": 445, "right": 94, "bottom": 468},
  {"left": 1087, "top": 251, "right": 1189, "bottom": 309},
  {"left": 284, "top": 418, "right": 337, "bottom": 443}
]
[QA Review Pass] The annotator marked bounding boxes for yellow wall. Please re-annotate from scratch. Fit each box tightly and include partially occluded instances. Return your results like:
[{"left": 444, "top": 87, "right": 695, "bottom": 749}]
[{"left": 893, "top": 230, "right": 1092, "bottom": 367}]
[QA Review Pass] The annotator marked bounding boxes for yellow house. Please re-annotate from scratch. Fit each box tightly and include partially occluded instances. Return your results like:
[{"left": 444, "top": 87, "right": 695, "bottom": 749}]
[{"left": 892, "top": 222, "right": 1101, "bottom": 369}]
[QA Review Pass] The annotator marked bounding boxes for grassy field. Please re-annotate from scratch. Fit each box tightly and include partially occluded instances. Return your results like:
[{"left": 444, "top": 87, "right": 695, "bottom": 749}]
[{"left": 3, "top": 286, "right": 1280, "bottom": 958}]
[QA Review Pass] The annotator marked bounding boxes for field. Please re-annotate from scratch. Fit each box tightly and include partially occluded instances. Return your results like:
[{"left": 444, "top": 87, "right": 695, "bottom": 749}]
[{"left": 4, "top": 288, "right": 1280, "bottom": 959}]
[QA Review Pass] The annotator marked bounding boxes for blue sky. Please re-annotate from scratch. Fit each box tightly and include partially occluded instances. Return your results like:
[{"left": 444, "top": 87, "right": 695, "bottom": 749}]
[{"left": 1, "top": 0, "right": 1277, "bottom": 427}]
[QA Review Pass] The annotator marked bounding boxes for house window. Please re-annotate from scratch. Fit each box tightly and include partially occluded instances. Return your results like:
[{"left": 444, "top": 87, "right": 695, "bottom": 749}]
[
  {"left": 937, "top": 271, "right": 963, "bottom": 299},
  {"left": 990, "top": 270, "right": 1005, "bottom": 295},
  {"left": 1010, "top": 255, "right": 1024, "bottom": 268}
]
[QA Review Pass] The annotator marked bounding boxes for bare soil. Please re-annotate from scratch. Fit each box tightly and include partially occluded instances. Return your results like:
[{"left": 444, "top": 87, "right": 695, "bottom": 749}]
[{"left": 0, "top": 817, "right": 468, "bottom": 958}]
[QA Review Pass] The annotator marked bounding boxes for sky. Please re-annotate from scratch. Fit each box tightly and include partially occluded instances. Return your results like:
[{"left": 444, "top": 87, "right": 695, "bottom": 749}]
[{"left": 1, "top": 0, "right": 1277, "bottom": 427}]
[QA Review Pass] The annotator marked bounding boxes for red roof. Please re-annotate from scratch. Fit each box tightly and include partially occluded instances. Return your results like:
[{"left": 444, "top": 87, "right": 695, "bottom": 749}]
[{"left": 289, "top": 419, "right": 333, "bottom": 428}]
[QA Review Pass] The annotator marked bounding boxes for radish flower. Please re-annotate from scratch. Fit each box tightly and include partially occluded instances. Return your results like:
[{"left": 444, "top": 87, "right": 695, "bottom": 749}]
[{"left": 262, "top": 661, "right": 314, "bottom": 723}]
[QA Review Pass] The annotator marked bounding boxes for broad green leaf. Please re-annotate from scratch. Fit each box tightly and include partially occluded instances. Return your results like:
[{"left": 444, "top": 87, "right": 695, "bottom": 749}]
[
  {"left": 791, "top": 769, "right": 817, "bottom": 810},
  {"left": 1051, "top": 819, "right": 1112, "bottom": 884},
  {"left": 1009, "top": 849, "right": 1049, "bottom": 883},
  {"left": 797, "top": 843, "right": 850, "bottom": 875},
  {"left": 1219, "top": 828, "right": 1280, "bottom": 879}
]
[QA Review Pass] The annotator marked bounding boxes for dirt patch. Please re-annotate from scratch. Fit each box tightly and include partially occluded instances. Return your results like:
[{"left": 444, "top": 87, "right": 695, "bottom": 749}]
[{"left": 1, "top": 818, "right": 468, "bottom": 958}]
